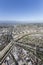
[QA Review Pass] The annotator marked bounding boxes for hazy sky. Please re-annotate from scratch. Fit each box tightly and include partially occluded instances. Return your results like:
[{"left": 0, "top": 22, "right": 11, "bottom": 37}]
[{"left": 0, "top": 0, "right": 43, "bottom": 23}]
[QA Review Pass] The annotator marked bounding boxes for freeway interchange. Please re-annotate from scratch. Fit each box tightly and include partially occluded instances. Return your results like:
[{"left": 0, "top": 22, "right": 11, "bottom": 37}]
[{"left": 0, "top": 31, "right": 43, "bottom": 65}]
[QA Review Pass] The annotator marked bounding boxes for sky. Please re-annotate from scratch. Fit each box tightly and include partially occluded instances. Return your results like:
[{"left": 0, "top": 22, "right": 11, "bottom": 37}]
[{"left": 0, "top": 0, "right": 43, "bottom": 23}]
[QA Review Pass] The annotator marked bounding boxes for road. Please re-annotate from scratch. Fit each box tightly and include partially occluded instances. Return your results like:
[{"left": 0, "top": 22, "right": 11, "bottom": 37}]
[{"left": 0, "top": 31, "right": 42, "bottom": 64}]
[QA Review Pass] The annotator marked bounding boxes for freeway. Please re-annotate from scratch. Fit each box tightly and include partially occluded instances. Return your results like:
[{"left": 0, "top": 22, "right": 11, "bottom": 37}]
[
  {"left": 0, "top": 32, "right": 42, "bottom": 64},
  {"left": 0, "top": 40, "right": 14, "bottom": 64},
  {"left": 15, "top": 42, "right": 41, "bottom": 64},
  {"left": 0, "top": 32, "right": 29, "bottom": 64}
]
